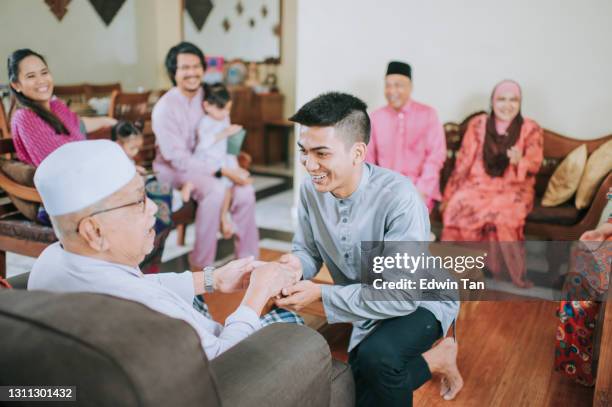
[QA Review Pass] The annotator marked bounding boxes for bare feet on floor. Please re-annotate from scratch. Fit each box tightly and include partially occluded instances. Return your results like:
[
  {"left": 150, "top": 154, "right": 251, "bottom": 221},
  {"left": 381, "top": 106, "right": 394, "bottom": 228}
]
[
  {"left": 513, "top": 278, "right": 534, "bottom": 289},
  {"left": 424, "top": 337, "right": 464, "bottom": 401}
]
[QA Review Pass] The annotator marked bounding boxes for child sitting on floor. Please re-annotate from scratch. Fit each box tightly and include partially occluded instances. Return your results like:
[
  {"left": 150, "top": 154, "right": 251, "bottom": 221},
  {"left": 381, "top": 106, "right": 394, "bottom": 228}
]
[{"left": 195, "top": 82, "right": 248, "bottom": 239}]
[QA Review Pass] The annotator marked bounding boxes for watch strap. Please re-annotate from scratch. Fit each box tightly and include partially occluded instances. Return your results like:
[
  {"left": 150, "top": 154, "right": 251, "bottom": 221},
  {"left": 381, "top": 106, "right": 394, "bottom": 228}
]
[{"left": 203, "top": 266, "right": 215, "bottom": 293}]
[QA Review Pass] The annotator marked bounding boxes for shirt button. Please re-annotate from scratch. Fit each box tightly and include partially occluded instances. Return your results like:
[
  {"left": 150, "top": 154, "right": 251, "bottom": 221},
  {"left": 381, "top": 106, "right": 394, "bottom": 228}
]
[
  {"left": 339, "top": 200, "right": 344, "bottom": 204},
  {"left": 341, "top": 236, "right": 346, "bottom": 241},
  {"left": 344, "top": 253, "right": 349, "bottom": 259},
  {"left": 342, "top": 218, "right": 347, "bottom": 223}
]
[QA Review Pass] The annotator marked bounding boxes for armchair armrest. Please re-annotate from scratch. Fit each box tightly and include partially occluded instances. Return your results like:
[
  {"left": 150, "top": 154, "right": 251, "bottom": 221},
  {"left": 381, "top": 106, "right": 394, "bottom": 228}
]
[
  {"left": 210, "top": 323, "right": 332, "bottom": 407},
  {"left": 7, "top": 271, "right": 29, "bottom": 290},
  {"left": 0, "top": 171, "right": 42, "bottom": 203}
]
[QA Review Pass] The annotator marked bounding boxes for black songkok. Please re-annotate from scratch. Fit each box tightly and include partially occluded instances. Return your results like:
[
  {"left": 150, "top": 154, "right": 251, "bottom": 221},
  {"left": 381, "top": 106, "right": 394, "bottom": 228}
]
[{"left": 386, "top": 61, "right": 412, "bottom": 79}]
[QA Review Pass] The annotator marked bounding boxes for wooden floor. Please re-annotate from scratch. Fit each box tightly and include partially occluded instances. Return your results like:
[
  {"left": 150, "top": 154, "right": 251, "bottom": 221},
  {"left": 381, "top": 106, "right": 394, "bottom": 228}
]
[
  {"left": 207, "top": 249, "right": 594, "bottom": 407},
  {"left": 413, "top": 301, "right": 592, "bottom": 407}
]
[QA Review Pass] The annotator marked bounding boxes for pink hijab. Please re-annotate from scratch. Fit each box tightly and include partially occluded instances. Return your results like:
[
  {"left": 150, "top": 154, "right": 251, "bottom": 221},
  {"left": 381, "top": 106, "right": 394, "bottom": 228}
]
[
  {"left": 483, "top": 80, "right": 524, "bottom": 177},
  {"left": 491, "top": 80, "right": 522, "bottom": 134}
]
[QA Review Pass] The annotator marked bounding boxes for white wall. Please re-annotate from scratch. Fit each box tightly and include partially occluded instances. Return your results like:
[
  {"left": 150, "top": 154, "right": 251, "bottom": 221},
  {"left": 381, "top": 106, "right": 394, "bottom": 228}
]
[
  {"left": 151, "top": 0, "right": 182, "bottom": 88},
  {"left": 294, "top": 0, "right": 612, "bottom": 139},
  {"left": 183, "top": 0, "right": 280, "bottom": 62},
  {"left": 277, "top": 0, "right": 297, "bottom": 118},
  {"left": 183, "top": 0, "right": 295, "bottom": 117},
  {"left": 0, "top": 0, "right": 165, "bottom": 91}
]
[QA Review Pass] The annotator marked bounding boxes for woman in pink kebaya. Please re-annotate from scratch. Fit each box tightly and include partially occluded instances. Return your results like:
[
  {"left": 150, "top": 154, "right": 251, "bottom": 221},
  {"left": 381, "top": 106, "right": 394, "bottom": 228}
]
[{"left": 441, "top": 80, "right": 544, "bottom": 288}]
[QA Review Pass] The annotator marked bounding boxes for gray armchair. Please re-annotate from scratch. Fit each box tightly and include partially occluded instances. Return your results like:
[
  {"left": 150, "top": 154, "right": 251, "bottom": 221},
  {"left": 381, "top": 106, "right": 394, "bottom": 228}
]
[{"left": 0, "top": 276, "right": 354, "bottom": 407}]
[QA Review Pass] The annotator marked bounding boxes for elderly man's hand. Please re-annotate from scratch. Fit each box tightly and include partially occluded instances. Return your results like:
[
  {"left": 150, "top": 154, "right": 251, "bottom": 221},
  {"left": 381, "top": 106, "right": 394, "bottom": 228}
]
[
  {"left": 249, "top": 262, "right": 301, "bottom": 298},
  {"left": 278, "top": 253, "right": 303, "bottom": 281},
  {"left": 213, "top": 256, "right": 256, "bottom": 293},
  {"left": 275, "top": 280, "right": 322, "bottom": 312}
]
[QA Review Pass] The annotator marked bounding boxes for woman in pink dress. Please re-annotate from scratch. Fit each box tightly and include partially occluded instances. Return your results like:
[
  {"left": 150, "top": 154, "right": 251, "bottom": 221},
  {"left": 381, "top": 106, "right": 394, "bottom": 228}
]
[
  {"left": 7, "top": 48, "right": 115, "bottom": 166},
  {"left": 440, "top": 80, "right": 544, "bottom": 288}
]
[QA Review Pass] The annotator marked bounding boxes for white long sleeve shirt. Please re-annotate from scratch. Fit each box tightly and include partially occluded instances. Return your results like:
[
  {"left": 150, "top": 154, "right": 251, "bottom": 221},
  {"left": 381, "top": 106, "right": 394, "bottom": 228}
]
[{"left": 28, "top": 242, "right": 261, "bottom": 359}]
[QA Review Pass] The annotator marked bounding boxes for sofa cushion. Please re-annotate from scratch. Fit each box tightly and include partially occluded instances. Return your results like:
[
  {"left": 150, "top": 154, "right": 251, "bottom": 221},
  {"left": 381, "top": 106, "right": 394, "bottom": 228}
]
[
  {"left": 542, "top": 144, "right": 587, "bottom": 207},
  {"left": 527, "top": 200, "right": 585, "bottom": 226},
  {"left": 576, "top": 138, "right": 612, "bottom": 209},
  {"left": 0, "top": 158, "right": 39, "bottom": 221},
  {"left": 211, "top": 324, "right": 334, "bottom": 407},
  {"left": 0, "top": 290, "right": 221, "bottom": 407},
  {"left": 330, "top": 360, "right": 356, "bottom": 407}
]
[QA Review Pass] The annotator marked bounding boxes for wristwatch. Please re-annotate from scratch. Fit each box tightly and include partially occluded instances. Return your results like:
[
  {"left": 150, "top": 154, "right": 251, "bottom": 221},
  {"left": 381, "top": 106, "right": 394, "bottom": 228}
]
[
  {"left": 214, "top": 168, "right": 223, "bottom": 178},
  {"left": 203, "top": 266, "right": 216, "bottom": 293}
]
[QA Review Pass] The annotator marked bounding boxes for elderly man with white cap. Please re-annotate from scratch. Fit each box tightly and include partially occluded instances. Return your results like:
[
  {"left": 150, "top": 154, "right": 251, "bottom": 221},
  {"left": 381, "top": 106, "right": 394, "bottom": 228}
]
[{"left": 28, "top": 140, "right": 300, "bottom": 359}]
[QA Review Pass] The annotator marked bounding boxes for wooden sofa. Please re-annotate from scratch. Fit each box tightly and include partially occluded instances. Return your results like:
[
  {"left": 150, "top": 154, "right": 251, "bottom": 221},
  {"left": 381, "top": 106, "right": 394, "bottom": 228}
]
[
  {"left": 54, "top": 82, "right": 122, "bottom": 106},
  {"left": 0, "top": 139, "right": 55, "bottom": 278},
  {"left": 433, "top": 112, "right": 612, "bottom": 241}
]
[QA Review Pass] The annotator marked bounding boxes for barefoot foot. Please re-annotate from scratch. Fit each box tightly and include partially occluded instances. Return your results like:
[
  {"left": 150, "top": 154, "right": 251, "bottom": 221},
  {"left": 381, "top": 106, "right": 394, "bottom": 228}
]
[
  {"left": 513, "top": 279, "right": 534, "bottom": 289},
  {"left": 424, "top": 338, "right": 464, "bottom": 401}
]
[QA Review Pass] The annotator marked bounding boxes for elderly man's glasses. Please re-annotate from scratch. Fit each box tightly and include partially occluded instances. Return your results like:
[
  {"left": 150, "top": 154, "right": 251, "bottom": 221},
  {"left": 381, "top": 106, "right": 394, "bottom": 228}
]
[{"left": 75, "top": 190, "right": 146, "bottom": 233}]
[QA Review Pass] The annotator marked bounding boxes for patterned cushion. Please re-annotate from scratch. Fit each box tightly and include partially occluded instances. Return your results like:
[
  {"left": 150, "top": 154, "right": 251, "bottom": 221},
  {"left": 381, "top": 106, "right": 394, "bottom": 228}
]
[
  {"left": 542, "top": 144, "right": 587, "bottom": 207},
  {"left": 575, "top": 139, "right": 612, "bottom": 209}
]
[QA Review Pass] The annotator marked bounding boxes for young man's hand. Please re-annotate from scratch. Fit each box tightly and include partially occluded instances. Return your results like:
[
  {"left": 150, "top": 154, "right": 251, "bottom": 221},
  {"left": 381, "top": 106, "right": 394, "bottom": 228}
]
[{"left": 275, "top": 280, "right": 322, "bottom": 311}]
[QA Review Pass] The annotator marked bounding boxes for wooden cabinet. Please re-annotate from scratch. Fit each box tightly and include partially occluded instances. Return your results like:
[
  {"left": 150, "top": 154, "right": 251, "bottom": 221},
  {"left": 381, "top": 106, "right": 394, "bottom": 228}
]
[{"left": 229, "top": 86, "right": 284, "bottom": 165}]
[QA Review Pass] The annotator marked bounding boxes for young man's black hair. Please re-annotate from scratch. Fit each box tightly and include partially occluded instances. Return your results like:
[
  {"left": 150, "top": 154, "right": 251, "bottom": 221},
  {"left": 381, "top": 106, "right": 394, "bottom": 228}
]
[
  {"left": 289, "top": 92, "right": 371, "bottom": 146},
  {"left": 164, "top": 41, "right": 207, "bottom": 85}
]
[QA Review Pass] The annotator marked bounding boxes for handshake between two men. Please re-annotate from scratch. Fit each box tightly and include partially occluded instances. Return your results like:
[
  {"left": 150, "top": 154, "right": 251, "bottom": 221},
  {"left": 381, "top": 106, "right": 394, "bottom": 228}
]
[{"left": 199, "top": 254, "right": 322, "bottom": 316}]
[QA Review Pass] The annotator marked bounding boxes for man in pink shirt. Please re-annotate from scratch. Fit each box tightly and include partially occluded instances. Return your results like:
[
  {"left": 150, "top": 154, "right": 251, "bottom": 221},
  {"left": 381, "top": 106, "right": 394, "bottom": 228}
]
[
  {"left": 152, "top": 42, "right": 259, "bottom": 268},
  {"left": 366, "top": 61, "right": 446, "bottom": 211}
]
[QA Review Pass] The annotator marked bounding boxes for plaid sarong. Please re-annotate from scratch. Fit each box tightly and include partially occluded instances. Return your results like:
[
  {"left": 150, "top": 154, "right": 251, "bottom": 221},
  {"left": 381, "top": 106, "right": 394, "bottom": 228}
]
[
  {"left": 193, "top": 294, "right": 304, "bottom": 326},
  {"left": 193, "top": 295, "right": 212, "bottom": 318},
  {"left": 260, "top": 306, "right": 305, "bottom": 326}
]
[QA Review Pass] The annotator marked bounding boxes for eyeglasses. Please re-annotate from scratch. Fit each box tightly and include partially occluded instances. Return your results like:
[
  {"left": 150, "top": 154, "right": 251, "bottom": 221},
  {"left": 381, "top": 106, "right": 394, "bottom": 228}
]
[
  {"left": 75, "top": 190, "right": 147, "bottom": 233},
  {"left": 177, "top": 63, "right": 203, "bottom": 71}
]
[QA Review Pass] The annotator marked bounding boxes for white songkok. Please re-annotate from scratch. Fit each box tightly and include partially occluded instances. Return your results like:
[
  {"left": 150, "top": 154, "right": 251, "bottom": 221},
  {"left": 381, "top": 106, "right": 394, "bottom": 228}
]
[{"left": 34, "top": 140, "right": 136, "bottom": 216}]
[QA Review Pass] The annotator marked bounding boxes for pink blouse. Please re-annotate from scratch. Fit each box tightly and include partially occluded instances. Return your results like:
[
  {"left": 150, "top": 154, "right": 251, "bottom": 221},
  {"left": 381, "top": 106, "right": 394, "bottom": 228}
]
[{"left": 11, "top": 98, "right": 85, "bottom": 166}]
